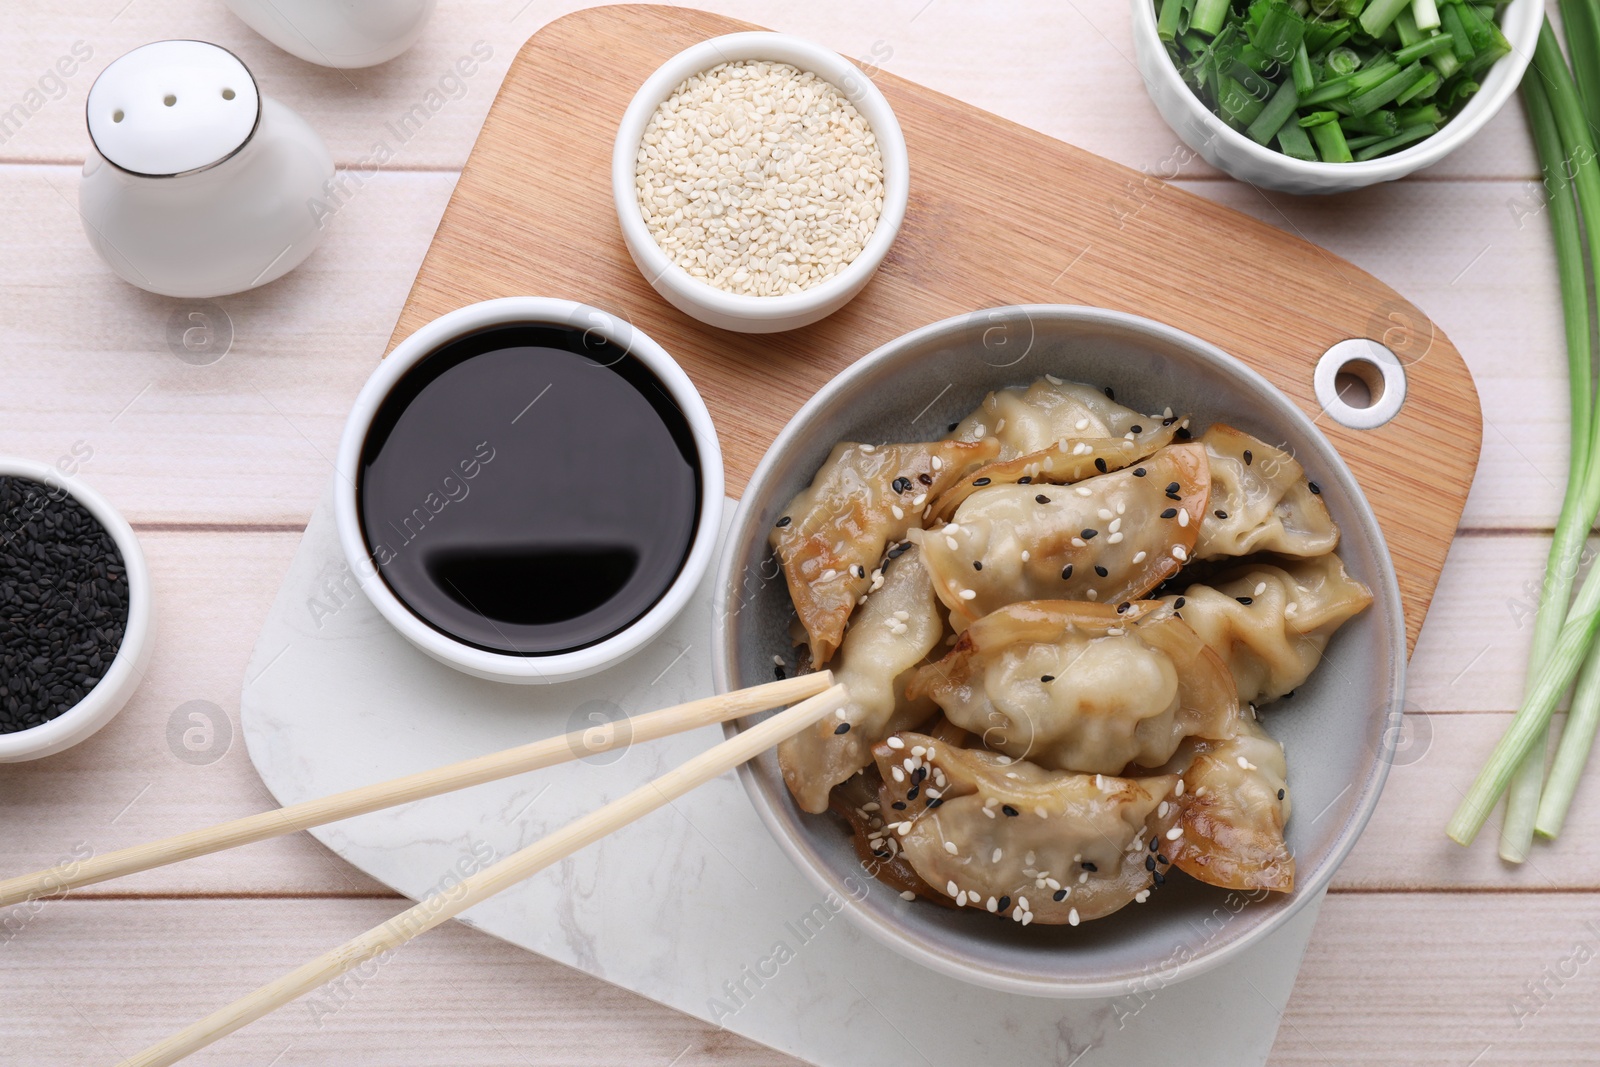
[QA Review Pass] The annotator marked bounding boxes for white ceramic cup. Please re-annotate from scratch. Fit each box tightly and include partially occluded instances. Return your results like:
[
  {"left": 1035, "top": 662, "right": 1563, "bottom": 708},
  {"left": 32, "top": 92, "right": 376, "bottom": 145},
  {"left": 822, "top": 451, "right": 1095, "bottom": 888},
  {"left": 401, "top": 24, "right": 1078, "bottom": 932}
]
[
  {"left": 0, "top": 457, "right": 154, "bottom": 762},
  {"left": 80, "top": 40, "right": 334, "bottom": 298},
  {"left": 612, "top": 32, "right": 909, "bottom": 333},
  {"left": 1129, "top": 0, "right": 1543, "bottom": 195},
  {"left": 333, "top": 297, "right": 724, "bottom": 684},
  {"left": 224, "top": 0, "right": 436, "bottom": 69}
]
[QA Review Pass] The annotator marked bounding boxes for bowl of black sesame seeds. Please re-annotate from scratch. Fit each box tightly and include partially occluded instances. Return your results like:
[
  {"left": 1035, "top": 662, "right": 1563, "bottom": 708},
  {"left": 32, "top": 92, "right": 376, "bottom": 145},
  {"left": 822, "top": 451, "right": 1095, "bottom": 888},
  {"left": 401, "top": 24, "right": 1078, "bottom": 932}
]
[{"left": 0, "top": 457, "right": 152, "bottom": 761}]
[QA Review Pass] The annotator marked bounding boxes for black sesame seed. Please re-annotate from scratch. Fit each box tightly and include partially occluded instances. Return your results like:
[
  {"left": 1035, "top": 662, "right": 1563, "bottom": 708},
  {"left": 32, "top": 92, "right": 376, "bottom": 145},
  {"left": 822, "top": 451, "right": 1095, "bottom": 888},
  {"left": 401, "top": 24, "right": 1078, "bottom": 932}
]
[
  {"left": 1243, "top": 449, "right": 1253, "bottom": 466},
  {"left": 1149, "top": 838, "right": 1159, "bottom": 852},
  {"left": 1017, "top": 476, "right": 1033, "bottom": 484},
  {"left": 773, "top": 665, "right": 786, "bottom": 680},
  {"left": 948, "top": 422, "right": 960, "bottom": 432},
  {"left": 906, "top": 785, "right": 920, "bottom": 801},
  {"left": 1094, "top": 565, "right": 1108, "bottom": 577},
  {"left": 1214, "top": 509, "right": 1229, "bottom": 519},
  {"left": 1162, "top": 416, "right": 1177, "bottom": 427},
  {"left": 1160, "top": 508, "right": 1177, "bottom": 519},
  {"left": 1236, "top": 596, "right": 1253, "bottom": 605},
  {"left": 913, "top": 766, "right": 927, "bottom": 784},
  {"left": 1080, "top": 528, "right": 1098, "bottom": 540},
  {"left": 1053, "top": 889, "right": 1067, "bottom": 902},
  {"left": 852, "top": 565, "right": 865, "bottom": 578},
  {"left": 775, "top": 516, "right": 792, "bottom": 528},
  {"left": 1166, "top": 491, "right": 1182, "bottom": 502},
  {"left": 1165, "top": 482, "right": 1179, "bottom": 494},
  {"left": 1040, "top": 674, "right": 1055, "bottom": 683},
  {"left": 973, "top": 477, "right": 992, "bottom": 487},
  {"left": 1104, "top": 387, "right": 1115, "bottom": 400},
  {"left": 1153, "top": 871, "right": 1167, "bottom": 886},
  {"left": 1094, "top": 457, "right": 1108, "bottom": 473},
  {"left": 1061, "top": 564, "right": 1074, "bottom": 580},
  {"left": 892, "top": 476, "right": 912, "bottom": 494},
  {"left": 874, "top": 849, "right": 891, "bottom": 858},
  {"left": 998, "top": 895, "right": 1012, "bottom": 911},
  {"left": 927, "top": 797, "right": 944, "bottom": 808},
  {"left": 1145, "top": 855, "right": 1156, "bottom": 872},
  {"left": 1117, "top": 602, "right": 1131, "bottom": 614},
  {"left": 1081, "top": 861, "right": 1097, "bottom": 872},
  {"left": 1174, "top": 426, "right": 1192, "bottom": 440},
  {"left": 1130, "top": 425, "right": 1143, "bottom": 434},
  {"left": 973, "top": 560, "right": 983, "bottom": 571},
  {"left": 1002, "top": 805, "right": 1020, "bottom": 817},
  {"left": 1157, "top": 854, "right": 1168, "bottom": 865},
  {"left": 892, "top": 801, "right": 907, "bottom": 810},
  {"left": 1308, "top": 481, "right": 1322, "bottom": 495},
  {"left": 834, "top": 722, "right": 851, "bottom": 735},
  {"left": 1035, "top": 494, "right": 1051, "bottom": 505},
  {"left": 1132, "top": 467, "right": 1147, "bottom": 477},
  {"left": 919, "top": 473, "right": 933, "bottom": 487},
  {"left": 1174, "top": 596, "right": 1186, "bottom": 609},
  {"left": 887, "top": 541, "right": 911, "bottom": 559},
  {"left": 1278, "top": 788, "right": 1286, "bottom": 800}
]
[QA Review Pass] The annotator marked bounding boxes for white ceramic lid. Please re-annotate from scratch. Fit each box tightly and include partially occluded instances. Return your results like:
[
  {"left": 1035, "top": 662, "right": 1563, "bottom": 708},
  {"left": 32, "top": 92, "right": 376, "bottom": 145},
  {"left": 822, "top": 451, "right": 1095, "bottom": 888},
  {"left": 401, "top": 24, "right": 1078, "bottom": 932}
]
[{"left": 86, "top": 40, "right": 261, "bottom": 176}]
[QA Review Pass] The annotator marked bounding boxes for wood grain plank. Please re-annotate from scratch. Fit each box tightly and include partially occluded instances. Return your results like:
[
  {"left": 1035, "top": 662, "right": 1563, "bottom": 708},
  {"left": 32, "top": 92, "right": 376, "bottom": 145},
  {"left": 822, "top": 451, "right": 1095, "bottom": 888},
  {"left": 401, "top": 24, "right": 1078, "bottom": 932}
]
[
  {"left": 0, "top": 530, "right": 389, "bottom": 899},
  {"left": 0, "top": 895, "right": 1592, "bottom": 1066},
  {"left": 0, "top": 1, "right": 1538, "bottom": 181},
  {"left": 0, "top": 165, "right": 1566, "bottom": 531},
  {"left": 389, "top": 4, "right": 1483, "bottom": 657}
]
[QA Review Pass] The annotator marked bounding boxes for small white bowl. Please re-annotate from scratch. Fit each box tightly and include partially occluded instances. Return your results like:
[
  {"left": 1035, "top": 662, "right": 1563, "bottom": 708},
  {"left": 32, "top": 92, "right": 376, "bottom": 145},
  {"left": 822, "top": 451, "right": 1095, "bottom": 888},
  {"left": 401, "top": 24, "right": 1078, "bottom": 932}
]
[
  {"left": 0, "top": 457, "right": 153, "bottom": 762},
  {"left": 333, "top": 297, "right": 724, "bottom": 685},
  {"left": 1129, "top": 0, "right": 1542, "bottom": 195},
  {"left": 612, "top": 32, "right": 909, "bottom": 333}
]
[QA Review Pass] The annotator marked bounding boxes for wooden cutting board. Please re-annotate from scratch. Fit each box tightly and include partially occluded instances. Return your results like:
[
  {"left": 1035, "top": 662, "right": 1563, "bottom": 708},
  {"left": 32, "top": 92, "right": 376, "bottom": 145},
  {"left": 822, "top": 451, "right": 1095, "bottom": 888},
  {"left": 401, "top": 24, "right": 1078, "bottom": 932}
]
[{"left": 387, "top": 4, "right": 1481, "bottom": 655}]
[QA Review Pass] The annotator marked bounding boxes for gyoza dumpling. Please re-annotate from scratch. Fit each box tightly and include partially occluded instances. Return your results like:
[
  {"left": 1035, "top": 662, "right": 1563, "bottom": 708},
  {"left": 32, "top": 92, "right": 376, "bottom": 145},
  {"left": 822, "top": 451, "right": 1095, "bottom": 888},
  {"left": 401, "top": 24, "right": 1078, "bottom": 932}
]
[
  {"left": 906, "top": 600, "right": 1236, "bottom": 774},
  {"left": 1163, "top": 554, "right": 1373, "bottom": 706},
  {"left": 873, "top": 733, "right": 1179, "bottom": 924},
  {"left": 949, "top": 378, "right": 1173, "bottom": 458},
  {"left": 778, "top": 545, "right": 945, "bottom": 814},
  {"left": 772, "top": 437, "right": 998, "bottom": 665},
  {"left": 1166, "top": 713, "right": 1293, "bottom": 892},
  {"left": 913, "top": 443, "right": 1210, "bottom": 629},
  {"left": 1196, "top": 426, "right": 1337, "bottom": 560}
]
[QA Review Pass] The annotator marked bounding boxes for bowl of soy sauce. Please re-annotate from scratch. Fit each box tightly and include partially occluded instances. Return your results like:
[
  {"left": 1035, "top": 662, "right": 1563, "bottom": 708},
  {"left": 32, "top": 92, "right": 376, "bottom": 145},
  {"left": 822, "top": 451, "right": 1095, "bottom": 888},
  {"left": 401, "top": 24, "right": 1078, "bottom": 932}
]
[{"left": 333, "top": 297, "right": 723, "bottom": 683}]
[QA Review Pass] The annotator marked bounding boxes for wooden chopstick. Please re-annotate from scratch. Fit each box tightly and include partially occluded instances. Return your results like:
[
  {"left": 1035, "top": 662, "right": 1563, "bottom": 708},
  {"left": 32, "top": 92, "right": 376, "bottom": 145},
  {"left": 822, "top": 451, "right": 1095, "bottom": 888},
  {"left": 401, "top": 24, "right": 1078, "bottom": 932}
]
[
  {"left": 116, "top": 682, "right": 849, "bottom": 1067},
  {"left": 0, "top": 672, "right": 833, "bottom": 909}
]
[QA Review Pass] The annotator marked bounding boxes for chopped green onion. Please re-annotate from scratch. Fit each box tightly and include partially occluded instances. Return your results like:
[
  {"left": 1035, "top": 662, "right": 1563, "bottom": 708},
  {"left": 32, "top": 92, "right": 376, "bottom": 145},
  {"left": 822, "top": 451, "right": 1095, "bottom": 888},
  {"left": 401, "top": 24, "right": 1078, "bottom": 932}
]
[
  {"left": 1246, "top": 79, "right": 1302, "bottom": 144},
  {"left": 1352, "top": 122, "right": 1437, "bottom": 159},
  {"left": 1292, "top": 41, "right": 1316, "bottom": 94},
  {"left": 1191, "top": 0, "right": 1231, "bottom": 37},
  {"left": 1277, "top": 121, "right": 1318, "bottom": 159},
  {"left": 1413, "top": 0, "right": 1442, "bottom": 33},
  {"left": 1349, "top": 62, "right": 1426, "bottom": 115},
  {"left": 1393, "top": 32, "right": 1457, "bottom": 64},
  {"left": 1359, "top": 0, "right": 1413, "bottom": 38},
  {"left": 1157, "top": 0, "right": 1184, "bottom": 41},
  {"left": 1306, "top": 113, "right": 1353, "bottom": 161}
]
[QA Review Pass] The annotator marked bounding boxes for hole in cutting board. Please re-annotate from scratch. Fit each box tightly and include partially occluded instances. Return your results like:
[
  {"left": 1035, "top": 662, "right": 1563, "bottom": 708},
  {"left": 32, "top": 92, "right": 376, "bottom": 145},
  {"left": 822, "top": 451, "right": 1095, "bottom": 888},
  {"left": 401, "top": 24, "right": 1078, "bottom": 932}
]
[{"left": 1314, "top": 339, "right": 1406, "bottom": 430}]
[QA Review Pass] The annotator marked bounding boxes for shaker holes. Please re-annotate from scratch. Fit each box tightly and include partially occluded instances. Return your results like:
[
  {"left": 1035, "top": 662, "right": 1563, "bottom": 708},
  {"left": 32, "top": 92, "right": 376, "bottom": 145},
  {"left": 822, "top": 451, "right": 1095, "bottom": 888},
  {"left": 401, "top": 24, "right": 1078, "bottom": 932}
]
[
  {"left": 112, "top": 110, "right": 124, "bottom": 123},
  {"left": 221, "top": 88, "right": 235, "bottom": 100},
  {"left": 163, "top": 94, "right": 176, "bottom": 106}
]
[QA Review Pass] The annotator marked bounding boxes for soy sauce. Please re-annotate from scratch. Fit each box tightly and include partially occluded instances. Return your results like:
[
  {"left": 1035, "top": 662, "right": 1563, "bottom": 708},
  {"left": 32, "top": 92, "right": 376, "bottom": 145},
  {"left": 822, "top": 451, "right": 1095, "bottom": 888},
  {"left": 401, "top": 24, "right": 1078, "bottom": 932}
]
[{"left": 357, "top": 324, "right": 701, "bottom": 656}]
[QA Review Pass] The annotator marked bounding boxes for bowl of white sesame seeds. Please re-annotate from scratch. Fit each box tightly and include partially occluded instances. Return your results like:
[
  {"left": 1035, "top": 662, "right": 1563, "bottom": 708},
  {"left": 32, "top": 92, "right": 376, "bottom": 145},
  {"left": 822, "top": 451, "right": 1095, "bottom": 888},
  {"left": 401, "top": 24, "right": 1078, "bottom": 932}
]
[{"left": 612, "top": 32, "right": 908, "bottom": 334}]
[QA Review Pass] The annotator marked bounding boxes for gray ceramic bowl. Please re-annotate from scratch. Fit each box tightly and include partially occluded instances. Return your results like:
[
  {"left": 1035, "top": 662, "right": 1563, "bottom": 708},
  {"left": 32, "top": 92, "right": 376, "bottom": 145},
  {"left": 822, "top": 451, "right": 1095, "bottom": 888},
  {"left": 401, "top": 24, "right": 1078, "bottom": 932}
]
[{"left": 711, "top": 305, "right": 1404, "bottom": 998}]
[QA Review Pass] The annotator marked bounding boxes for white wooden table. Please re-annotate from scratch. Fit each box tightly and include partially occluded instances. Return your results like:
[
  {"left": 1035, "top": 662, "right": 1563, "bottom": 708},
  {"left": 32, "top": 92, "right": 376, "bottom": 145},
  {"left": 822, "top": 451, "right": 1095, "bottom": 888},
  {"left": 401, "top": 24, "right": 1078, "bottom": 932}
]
[{"left": 0, "top": 2, "right": 1592, "bottom": 1063}]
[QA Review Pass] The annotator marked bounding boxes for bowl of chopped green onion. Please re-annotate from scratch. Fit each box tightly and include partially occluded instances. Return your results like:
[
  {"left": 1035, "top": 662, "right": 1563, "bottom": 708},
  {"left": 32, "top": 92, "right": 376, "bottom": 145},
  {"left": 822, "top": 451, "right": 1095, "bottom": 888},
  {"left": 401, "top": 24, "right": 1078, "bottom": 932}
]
[{"left": 1132, "top": 0, "right": 1541, "bottom": 194}]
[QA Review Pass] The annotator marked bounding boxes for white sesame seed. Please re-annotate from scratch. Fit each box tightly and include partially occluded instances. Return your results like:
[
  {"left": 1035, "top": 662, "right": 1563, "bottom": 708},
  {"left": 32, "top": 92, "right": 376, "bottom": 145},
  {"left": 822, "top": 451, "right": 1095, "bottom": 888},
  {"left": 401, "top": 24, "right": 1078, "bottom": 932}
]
[
  {"left": 1097, "top": 508, "right": 1114, "bottom": 521},
  {"left": 1046, "top": 374, "right": 1063, "bottom": 385},
  {"left": 912, "top": 493, "right": 926, "bottom": 507},
  {"left": 891, "top": 766, "right": 905, "bottom": 783},
  {"left": 886, "top": 736, "right": 905, "bottom": 750},
  {"left": 821, "top": 568, "right": 836, "bottom": 580},
  {"left": 1071, "top": 537, "right": 1087, "bottom": 548},
  {"left": 931, "top": 455, "right": 943, "bottom": 471},
  {"left": 956, "top": 890, "right": 968, "bottom": 906},
  {"left": 947, "top": 880, "right": 959, "bottom": 896},
  {"left": 944, "top": 841, "right": 959, "bottom": 855},
  {"left": 1109, "top": 517, "right": 1122, "bottom": 533},
  {"left": 1075, "top": 419, "right": 1090, "bottom": 431},
  {"left": 1175, "top": 779, "right": 1185, "bottom": 797},
  {"left": 1108, "top": 532, "right": 1124, "bottom": 544},
  {"left": 1177, "top": 509, "right": 1189, "bottom": 528},
  {"left": 1075, "top": 486, "right": 1093, "bottom": 497},
  {"left": 983, "top": 807, "right": 996, "bottom": 819},
  {"left": 1068, "top": 908, "right": 1080, "bottom": 926},
  {"left": 1078, "top": 871, "right": 1089, "bottom": 884},
  {"left": 1166, "top": 826, "right": 1183, "bottom": 841},
  {"left": 836, "top": 707, "right": 848, "bottom": 720},
  {"left": 1255, "top": 582, "right": 1268, "bottom": 596},
  {"left": 959, "top": 588, "right": 977, "bottom": 600},
  {"left": 987, "top": 896, "right": 999, "bottom": 912},
  {"left": 1134, "top": 889, "right": 1150, "bottom": 903},
  {"left": 995, "top": 755, "right": 1013, "bottom": 765},
  {"left": 1021, "top": 549, "right": 1031, "bottom": 562},
  {"left": 1034, "top": 806, "right": 1049, "bottom": 818},
  {"left": 863, "top": 802, "right": 879, "bottom": 812},
  {"left": 1158, "top": 801, "right": 1169, "bottom": 818},
  {"left": 1117, "top": 501, "right": 1126, "bottom": 515},
  {"left": 900, "top": 890, "right": 917, "bottom": 901},
  {"left": 1132, "top": 551, "right": 1147, "bottom": 563},
  {"left": 1237, "top": 756, "right": 1257, "bottom": 770},
  {"left": 1086, "top": 589, "right": 1098, "bottom": 600},
  {"left": 945, "top": 522, "right": 962, "bottom": 534},
  {"left": 946, "top": 536, "right": 960, "bottom": 551},
  {"left": 860, "top": 444, "right": 876, "bottom": 453},
  {"left": 1021, "top": 912, "right": 1035, "bottom": 926},
  {"left": 1172, "top": 545, "right": 1188, "bottom": 561},
  {"left": 891, "top": 505, "right": 904, "bottom": 521}
]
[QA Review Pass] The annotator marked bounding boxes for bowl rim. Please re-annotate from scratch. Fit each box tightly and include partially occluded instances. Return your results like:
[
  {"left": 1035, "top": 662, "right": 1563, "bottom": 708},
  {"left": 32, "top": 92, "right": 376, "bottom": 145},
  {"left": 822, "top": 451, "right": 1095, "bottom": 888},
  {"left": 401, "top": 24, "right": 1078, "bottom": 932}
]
[
  {"left": 1128, "top": 0, "right": 1543, "bottom": 182},
  {"left": 0, "top": 456, "right": 153, "bottom": 760},
  {"left": 332, "top": 296, "right": 724, "bottom": 684},
  {"left": 711, "top": 303, "right": 1406, "bottom": 997},
  {"left": 610, "top": 30, "right": 910, "bottom": 325}
]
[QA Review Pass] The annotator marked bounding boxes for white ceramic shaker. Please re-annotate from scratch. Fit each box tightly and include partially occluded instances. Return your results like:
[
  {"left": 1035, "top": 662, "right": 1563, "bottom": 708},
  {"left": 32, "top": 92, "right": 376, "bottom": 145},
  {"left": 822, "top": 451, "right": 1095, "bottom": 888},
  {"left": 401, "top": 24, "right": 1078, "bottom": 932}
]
[
  {"left": 79, "top": 41, "right": 334, "bottom": 299},
  {"left": 224, "top": 0, "right": 436, "bottom": 68}
]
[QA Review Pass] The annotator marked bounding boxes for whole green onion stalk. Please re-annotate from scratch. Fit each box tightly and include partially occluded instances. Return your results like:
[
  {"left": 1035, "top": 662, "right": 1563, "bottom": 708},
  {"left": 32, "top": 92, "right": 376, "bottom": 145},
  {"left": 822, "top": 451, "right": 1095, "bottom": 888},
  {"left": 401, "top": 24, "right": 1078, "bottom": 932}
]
[{"left": 1447, "top": 20, "right": 1600, "bottom": 849}]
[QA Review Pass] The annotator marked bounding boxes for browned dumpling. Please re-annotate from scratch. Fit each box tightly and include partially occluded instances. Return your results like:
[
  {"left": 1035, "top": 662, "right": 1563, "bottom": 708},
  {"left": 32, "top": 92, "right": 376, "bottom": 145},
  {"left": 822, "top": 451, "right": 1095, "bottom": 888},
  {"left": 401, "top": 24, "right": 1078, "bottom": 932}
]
[
  {"left": 1165, "top": 713, "right": 1294, "bottom": 893},
  {"left": 1163, "top": 553, "right": 1373, "bottom": 706},
  {"left": 906, "top": 600, "right": 1236, "bottom": 774},
  {"left": 872, "top": 733, "right": 1180, "bottom": 924},
  {"left": 913, "top": 443, "right": 1210, "bottom": 629},
  {"left": 949, "top": 378, "right": 1171, "bottom": 459},
  {"left": 1195, "top": 425, "right": 1337, "bottom": 560},
  {"left": 771, "top": 437, "right": 998, "bottom": 665},
  {"left": 778, "top": 545, "right": 944, "bottom": 814}
]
